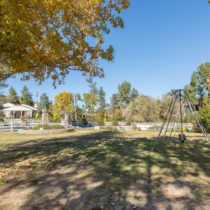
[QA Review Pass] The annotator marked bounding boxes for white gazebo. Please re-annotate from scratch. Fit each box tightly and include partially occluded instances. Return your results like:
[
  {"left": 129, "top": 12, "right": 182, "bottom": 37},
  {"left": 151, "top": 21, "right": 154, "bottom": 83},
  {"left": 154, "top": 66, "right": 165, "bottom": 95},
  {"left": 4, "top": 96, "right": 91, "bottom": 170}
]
[{"left": 2, "top": 104, "right": 37, "bottom": 118}]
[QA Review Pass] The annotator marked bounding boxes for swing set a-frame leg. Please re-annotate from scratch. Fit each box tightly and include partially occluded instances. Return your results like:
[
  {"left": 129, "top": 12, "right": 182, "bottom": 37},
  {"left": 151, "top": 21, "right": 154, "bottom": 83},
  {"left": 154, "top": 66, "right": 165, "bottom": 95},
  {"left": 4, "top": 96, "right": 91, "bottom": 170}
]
[{"left": 184, "top": 95, "right": 209, "bottom": 143}]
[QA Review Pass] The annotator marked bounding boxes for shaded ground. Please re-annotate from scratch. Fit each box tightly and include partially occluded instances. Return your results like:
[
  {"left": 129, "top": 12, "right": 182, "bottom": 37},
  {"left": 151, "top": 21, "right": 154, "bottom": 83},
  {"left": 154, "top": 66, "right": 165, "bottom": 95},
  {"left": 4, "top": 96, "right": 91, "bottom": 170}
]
[{"left": 0, "top": 130, "right": 209, "bottom": 210}]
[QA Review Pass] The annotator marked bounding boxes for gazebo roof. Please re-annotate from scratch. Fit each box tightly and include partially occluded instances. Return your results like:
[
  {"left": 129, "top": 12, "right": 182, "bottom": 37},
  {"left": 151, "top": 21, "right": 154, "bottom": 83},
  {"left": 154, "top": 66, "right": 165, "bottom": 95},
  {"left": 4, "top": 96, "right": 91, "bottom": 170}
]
[
  {"left": 3, "top": 105, "right": 32, "bottom": 112},
  {"left": 22, "top": 104, "right": 37, "bottom": 111},
  {"left": 3, "top": 103, "right": 15, "bottom": 108}
]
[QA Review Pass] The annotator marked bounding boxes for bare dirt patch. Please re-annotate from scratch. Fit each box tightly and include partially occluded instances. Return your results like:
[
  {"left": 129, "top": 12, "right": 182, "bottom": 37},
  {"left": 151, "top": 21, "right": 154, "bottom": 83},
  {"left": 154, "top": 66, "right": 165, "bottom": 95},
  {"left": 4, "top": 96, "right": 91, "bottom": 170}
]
[{"left": 0, "top": 130, "right": 209, "bottom": 210}]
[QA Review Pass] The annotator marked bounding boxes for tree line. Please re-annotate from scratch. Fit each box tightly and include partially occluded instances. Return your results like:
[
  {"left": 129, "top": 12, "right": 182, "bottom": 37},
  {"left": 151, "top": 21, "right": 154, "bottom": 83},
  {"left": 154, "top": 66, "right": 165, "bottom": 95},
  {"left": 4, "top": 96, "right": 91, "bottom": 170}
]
[
  {"left": 184, "top": 62, "right": 210, "bottom": 132},
  {"left": 0, "top": 62, "right": 209, "bottom": 131},
  {"left": 0, "top": 79, "right": 190, "bottom": 125}
]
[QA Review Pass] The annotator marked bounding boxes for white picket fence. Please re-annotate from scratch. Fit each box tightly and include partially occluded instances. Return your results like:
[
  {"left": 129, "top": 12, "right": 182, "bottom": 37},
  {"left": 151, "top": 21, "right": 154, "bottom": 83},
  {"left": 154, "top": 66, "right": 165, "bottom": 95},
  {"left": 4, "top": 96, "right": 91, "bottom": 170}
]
[
  {"left": 104, "top": 122, "right": 193, "bottom": 131},
  {"left": 0, "top": 119, "right": 41, "bottom": 132}
]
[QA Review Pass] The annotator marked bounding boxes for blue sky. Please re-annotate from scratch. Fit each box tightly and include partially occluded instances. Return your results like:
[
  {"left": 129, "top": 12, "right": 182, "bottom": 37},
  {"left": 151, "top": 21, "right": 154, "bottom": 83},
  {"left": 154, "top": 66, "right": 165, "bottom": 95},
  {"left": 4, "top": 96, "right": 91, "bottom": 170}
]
[{"left": 5, "top": 0, "right": 210, "bottom": 103}]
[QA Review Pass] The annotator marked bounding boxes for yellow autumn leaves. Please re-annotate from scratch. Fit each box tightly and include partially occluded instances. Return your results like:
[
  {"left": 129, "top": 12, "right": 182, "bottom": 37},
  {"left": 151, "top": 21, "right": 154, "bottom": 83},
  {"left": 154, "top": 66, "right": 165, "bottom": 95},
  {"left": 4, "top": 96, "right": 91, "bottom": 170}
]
[{"left": 0, "top": 0, "right": 130, "bottom": 84}]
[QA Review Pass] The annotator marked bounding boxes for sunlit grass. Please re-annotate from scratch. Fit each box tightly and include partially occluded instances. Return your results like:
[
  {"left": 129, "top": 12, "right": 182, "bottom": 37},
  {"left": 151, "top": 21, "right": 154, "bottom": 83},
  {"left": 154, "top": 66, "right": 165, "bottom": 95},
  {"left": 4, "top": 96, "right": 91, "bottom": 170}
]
[{"left": 0, "top": 130, "right": 209, "bottom": 209}]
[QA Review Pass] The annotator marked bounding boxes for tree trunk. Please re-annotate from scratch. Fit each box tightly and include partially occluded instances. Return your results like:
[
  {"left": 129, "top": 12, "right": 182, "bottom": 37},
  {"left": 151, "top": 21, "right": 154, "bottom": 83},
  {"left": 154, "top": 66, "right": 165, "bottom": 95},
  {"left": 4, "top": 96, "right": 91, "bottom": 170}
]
[
  {"left": 41, "top": 110, "right": 49, "bottom": 125},
  {"left": 64, "top": 112, "right": 69, "bottom": 126}
]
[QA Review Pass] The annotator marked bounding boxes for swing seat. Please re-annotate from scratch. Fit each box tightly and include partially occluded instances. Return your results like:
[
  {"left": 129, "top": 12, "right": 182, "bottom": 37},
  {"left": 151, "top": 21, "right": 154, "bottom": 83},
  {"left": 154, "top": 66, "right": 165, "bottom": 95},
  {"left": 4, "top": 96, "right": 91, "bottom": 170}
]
[{"left": 179, "top": 133, "right": 186, "bottom": 142}]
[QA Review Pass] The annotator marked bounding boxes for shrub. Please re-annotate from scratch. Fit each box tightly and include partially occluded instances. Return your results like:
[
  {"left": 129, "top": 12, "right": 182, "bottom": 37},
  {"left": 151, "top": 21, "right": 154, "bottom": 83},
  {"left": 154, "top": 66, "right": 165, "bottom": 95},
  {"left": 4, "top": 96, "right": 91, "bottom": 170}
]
[
  {"left": 97, "top": 120, "right": 104, "bottom": 126},
  {"left": 28, "top": 124, "right": 65, "bottom": 130},
  {"left": 112, "top": 120, "right": 118, "bottom": 126},
  {"left": 106, "top": 126, "right": 118, "bottom": 131},
  {"left": 199, "top": 101, "right": 210, "bottom": 133}
]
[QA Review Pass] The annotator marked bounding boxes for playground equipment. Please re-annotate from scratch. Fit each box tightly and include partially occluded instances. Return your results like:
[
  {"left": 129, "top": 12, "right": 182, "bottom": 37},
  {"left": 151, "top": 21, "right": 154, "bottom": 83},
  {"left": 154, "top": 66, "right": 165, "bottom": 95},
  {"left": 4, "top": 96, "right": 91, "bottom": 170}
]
[{"left": 157, "top": 89, "right": 209, "bottom": 143}]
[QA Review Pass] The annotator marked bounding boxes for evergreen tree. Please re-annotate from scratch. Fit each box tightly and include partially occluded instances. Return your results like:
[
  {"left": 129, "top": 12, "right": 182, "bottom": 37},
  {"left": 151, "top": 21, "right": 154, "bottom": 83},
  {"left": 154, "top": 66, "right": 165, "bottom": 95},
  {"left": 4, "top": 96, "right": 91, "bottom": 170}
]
[
  {"left": 110, "top": 93, "right": 119, "bottom": 111},
  {"left": 39, "top": 93, "right": 50, "bottom": 111},
  {"left": 7, "top": 87, "right": 19, "bottom": 104},
  {"left": 21, "top": 85, "right": 34, "bottom": 106},
  {"left": 98, "top": 87, "right": 106, "bottom": 111},
  {"left": 118, "top": 81, "right": 132, "bottom": 107},
  {"left": 184, "top": 71, "right": 198, "bottom": 104},
  {"left": 185, "top": 62, "right": 210, "bottom": 106}
]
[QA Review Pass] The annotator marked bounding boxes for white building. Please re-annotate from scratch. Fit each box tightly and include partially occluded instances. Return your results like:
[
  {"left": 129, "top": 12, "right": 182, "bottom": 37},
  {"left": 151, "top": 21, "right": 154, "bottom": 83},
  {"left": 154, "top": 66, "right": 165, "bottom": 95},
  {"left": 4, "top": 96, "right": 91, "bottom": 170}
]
[{"left": 2, "top": 103, "right": 37, "bottom": 118}]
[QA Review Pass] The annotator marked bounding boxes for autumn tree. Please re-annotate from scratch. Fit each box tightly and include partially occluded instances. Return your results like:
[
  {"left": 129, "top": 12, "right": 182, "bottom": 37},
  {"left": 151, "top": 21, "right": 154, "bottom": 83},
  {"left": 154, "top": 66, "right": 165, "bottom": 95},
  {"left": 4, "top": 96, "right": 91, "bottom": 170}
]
[
  {"left": 112, "top": 107, "right": 123, "bottom": 125},
  {"left": 7, "top": 87, "right": 19, "bottom": 104},
  {"left": 21, "top": 85, "right": 34, "bottom": 106},
  {"left": 83, "top": 92, "right": 97, "bottom": 122},
  {"left": 0, "top": 0, "right": 130, "bottom": 83},
  {"left": 53, "top": 92, "right": 73, "bottom": 125},
  {"left": 126, "top": 95, "right": 159, "bottom": 123}
]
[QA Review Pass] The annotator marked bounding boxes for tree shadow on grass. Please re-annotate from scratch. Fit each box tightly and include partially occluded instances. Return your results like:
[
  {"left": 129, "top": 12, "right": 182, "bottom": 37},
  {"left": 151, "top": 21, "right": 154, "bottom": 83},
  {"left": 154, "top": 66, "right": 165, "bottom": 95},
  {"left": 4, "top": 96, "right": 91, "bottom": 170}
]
[{"left": 0, "top": 131, "right": 210, "bottom": 210}]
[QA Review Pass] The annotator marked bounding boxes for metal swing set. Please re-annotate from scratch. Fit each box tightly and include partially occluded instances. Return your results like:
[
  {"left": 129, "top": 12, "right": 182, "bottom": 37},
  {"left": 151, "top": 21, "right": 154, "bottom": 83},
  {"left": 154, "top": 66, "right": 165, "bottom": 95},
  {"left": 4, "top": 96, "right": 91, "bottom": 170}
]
[{"left": 157, "top": 89, "right": 209, "bottom": 143}]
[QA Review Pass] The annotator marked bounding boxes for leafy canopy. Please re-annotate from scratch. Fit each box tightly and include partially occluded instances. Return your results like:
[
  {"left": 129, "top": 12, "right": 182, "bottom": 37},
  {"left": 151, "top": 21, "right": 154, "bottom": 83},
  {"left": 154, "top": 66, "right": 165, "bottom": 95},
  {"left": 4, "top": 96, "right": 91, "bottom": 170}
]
[
  {"left": 0, "top": 0, "right": 130, "bottom": 83},
  {"left": 111, "top": 81, "right": 139, "bottom": 110},
  {"left": 127, "top": 95, "right": 159, "bottom": 123},
  {"left": 199, "top": 99, "right": 210, "bottom": 132},
  {"left": 185, "top": 62, "right": 210, "bottom": 105},
  {"left": 53, "top": 92, "right": 73, "bottom": 116},
  {"left": 83, "top": 92, "right": 97, "bottom": 113}
]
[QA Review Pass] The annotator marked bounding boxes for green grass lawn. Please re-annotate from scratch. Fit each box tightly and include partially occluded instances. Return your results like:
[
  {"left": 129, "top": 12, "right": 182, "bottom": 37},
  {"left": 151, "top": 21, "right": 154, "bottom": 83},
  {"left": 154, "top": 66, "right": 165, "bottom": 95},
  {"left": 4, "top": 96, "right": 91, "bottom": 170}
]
[{"left": 0, "top": 130, "right": 209, "bottom": 210}]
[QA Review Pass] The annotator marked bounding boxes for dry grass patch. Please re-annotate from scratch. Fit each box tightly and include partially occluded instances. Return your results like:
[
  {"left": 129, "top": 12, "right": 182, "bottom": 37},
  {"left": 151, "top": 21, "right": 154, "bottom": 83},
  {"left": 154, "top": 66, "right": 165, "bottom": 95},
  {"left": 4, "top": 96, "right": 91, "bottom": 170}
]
[{"left": 0, "top": 130, "right": 209, "bottom": 210}]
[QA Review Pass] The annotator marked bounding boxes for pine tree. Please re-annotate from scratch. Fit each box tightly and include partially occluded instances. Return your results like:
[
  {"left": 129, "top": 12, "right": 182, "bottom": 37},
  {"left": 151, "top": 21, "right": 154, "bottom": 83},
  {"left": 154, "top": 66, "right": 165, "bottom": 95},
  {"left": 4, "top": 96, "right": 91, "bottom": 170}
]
[
  {"left": 39, "top": 93, "right": 50, "bottom": 111},
  {"left": 98, "top": 87, "right": 106, "bottom": 111},
  {"left": 21, "top": 85, "right": 34, "bottom": 106},
  {"left": 7, "top": 87, "right": 19, "bottom": 104}
]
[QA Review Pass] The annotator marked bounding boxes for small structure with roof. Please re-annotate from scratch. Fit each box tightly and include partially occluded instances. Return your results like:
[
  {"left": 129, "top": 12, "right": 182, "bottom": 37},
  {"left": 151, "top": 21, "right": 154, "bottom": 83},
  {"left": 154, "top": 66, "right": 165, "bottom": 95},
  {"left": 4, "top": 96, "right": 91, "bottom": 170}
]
[{"left": 1, "top": 103, "right": 37, "bottom": 118}]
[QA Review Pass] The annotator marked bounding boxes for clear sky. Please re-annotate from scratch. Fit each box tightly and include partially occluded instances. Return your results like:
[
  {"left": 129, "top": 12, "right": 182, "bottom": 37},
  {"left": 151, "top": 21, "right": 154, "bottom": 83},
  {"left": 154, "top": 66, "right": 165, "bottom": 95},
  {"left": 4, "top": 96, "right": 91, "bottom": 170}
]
[{"left": 5, "top": 0, "right": 210, "bottom": 103}]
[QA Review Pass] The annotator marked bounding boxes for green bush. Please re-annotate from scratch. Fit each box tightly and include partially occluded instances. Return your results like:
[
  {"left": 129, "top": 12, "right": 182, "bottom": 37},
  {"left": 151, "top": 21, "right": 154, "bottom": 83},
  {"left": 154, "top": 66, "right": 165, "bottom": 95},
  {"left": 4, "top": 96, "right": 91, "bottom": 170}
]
[
  {"left": 97, "top": 120, "right": 104, "bottom": 126},
  {"left": 199, "top": 101, "right": 210, "bottom": 133}
]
